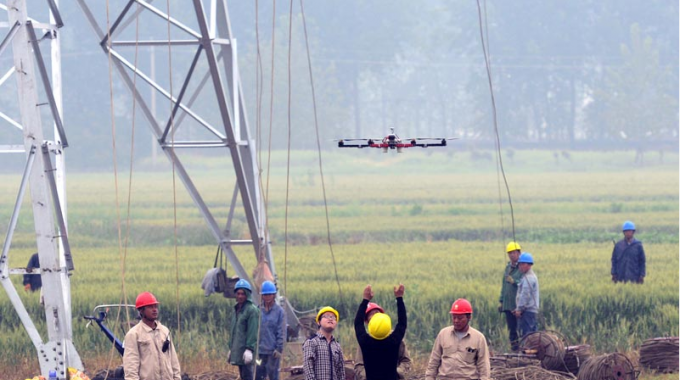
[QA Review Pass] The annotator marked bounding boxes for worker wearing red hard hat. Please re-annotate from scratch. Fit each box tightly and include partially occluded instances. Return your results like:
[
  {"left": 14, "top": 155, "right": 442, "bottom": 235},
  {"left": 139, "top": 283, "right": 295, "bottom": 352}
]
[
  {"left": 123, "top": 292, "right": 181, "bottom": 380},
  {"left": 425, "top": 298, "right": 490, "bottom": 380},
  {"left": 354, "top": 301, "right": 412, "bottom": 380}
]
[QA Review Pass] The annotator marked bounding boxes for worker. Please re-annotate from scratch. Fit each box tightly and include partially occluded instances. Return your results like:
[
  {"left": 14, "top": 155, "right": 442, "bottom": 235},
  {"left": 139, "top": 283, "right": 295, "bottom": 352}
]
[
  {"left": 302, "top": 306, "right": 345, "bottom": 380},
  {"left": 123, "top": 291, "right": 181, "bottom": 380},
  {"left": 229, "top": 279, "right": 260, "bottom": 380},
  {"left": 354, "top": 300, "right": 412, "bottom": 380},
  {"left": 256, "top": 281, "right": 286, "bottom": 380},
  {"left": 354, "top": 284, "right": 407, "bottom": 380},
  {"left": 425, "top": 299, "right": 490, "bottom": 380},
  {"left": 513, "top": 253, "right": 539, "bottom": 337},
  {"left": 498, "top": 241, "right": 523, "bottom": 351},
  {"left": 22, "top": 252, "right": 41, "bottom": 292},
  {"left": 611, "top": 221, "right": 646, "bottom": 284}
]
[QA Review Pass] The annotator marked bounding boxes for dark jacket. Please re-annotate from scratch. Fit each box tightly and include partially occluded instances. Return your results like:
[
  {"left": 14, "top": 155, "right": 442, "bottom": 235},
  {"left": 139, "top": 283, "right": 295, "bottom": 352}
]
[
  {"left": 229, "top": 290, "right": 260, "bottom": 365},
  {"left": 22, "top": 253, "right": 41, "bottom": 291},
  {"left": 499, "top": 261, "right": 522, "bottom": 311},
  {"left": 611, "top": 238, "right": 646, "bottom": 282},
  {"left": 354, "top": 298, "right": 407, "bottom": 380}
]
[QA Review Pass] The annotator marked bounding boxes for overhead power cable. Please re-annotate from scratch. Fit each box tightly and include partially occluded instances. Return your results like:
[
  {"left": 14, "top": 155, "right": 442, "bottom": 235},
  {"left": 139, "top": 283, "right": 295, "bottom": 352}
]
[
  {"left": 299, "top": 0, "right": 343, "bottom": 299},
  {"left": 475, "top": 0, "right": 516, "bottom": 243}
]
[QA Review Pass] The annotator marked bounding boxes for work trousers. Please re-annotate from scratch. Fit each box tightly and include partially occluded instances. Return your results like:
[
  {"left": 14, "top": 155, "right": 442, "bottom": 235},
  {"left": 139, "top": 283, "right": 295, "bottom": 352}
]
[
  {"left": 256, "top": 354, "right": 281, "bottom": 380},
  {"left": 518, "top": 311, "right": 537, "bottom": 338},
  {"left": 239, "top": 364, "right": 254, "bottom": 380},
  {"left": 503, "top": 311, "right": 519, "bottom": 351}
]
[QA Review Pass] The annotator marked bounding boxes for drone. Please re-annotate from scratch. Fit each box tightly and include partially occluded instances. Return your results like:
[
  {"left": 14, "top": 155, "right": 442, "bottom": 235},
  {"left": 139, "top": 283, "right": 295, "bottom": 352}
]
[{"left": 336, "top": 128, "right": 458, "bottom": 153}]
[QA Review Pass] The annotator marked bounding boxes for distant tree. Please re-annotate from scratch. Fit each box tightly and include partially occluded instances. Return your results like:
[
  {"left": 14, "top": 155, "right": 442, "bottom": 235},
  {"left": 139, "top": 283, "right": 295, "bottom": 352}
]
[{"left": 584, "top": 23, "right": 678, "bottom": 142}]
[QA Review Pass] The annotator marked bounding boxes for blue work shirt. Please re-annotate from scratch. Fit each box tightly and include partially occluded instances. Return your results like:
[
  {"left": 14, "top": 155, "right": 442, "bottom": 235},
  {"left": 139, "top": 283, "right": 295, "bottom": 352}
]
[{"left": 258, "top": 302, "right": 286, "bottom": 355}]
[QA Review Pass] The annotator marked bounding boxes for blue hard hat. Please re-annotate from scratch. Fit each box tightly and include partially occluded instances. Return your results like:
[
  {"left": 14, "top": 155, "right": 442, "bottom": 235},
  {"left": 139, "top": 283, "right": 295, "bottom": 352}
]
[
  {"left": 261, "top": 281, "right": 277, "bottom": 295},
  {"left": 234, "top": 279, "right": 252, "bottom": 292},
  {"left": 622, "top": 221, "right": 636, "bottom": 231},
  {"left": 518, "top": 252, "right": 534, "bottom": 264}
]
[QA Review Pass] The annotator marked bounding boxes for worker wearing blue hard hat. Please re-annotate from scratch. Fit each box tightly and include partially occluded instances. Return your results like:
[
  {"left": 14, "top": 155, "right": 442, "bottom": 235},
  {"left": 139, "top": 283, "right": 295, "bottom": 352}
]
[
  {"left": 611, "top": 221, "right": 646, "bottom": 284},
  {"left": 256, "top": 281, "right": 286, "bottom": 380},
  {"left": 513, "top": 253, "right": 539, "bottom": 338},
  {"left": 229, "top": 279, "right": 260, "bottom": 380}
]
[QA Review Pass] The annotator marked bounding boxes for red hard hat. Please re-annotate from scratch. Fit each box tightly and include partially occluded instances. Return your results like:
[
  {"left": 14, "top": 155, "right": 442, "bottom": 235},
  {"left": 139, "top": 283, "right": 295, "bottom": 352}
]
[
  {"left": 135, "top": 292, "right": 159, "bottom": 309},
  {"left": 449, "top": 298, "right": 473, "bottom": 315},
  {"left": 365, "top": 302, "right": 385, "bottom": 321}
]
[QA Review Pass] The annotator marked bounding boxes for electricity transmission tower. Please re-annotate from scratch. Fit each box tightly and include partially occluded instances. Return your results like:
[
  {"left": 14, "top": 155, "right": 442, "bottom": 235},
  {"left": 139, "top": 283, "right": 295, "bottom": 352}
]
[
  {"left": 0, "top": 0, "right": 82, "bottom": 378},
  {"left": 75, "top": 0, "right": 300, "bottom": 328}
]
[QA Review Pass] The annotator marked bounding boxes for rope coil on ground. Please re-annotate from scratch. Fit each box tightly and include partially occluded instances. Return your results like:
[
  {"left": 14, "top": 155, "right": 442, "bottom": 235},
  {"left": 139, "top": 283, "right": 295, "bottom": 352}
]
[
  {"left": 491, "top": 365, "right": 576, "bottom": 380},
  {"left": 520, "top": 331, "right": 568, "bottom": 371},
  {"left": 563, "top": 345, "right": 592, "bottom": 375},
  {"left": 576, "top": 352, "right": 636, "bottom": 380},
  {"left": 639, "top": 336, "right": 679, "bottom": 373}
]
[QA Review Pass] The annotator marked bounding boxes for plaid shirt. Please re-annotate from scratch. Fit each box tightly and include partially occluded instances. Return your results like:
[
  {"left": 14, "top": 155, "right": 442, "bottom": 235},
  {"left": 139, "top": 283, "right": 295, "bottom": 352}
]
[{"left": 303, "top": 332, "right": 345, "bottom": 380}]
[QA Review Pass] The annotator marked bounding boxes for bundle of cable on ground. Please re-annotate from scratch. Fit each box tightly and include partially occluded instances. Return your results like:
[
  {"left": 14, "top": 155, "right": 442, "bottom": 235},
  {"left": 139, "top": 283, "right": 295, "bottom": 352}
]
[
  {"left": 520, "top": 331, "right": 567, "bottom": 371},
  {"left": 639, "top": 336, "right": 679, "bottom": 373},
  {"left": 563, "top": 344, "right": 592, "bottom": 375},
  {"left": 491, "top": 365, "right": 576, "bottom": 380},
  {"left": 576, "top": 352, "right": 636, "bottom": 380},
  {"left": 491, "top": 355, "right": 541, "bottom": 369}
]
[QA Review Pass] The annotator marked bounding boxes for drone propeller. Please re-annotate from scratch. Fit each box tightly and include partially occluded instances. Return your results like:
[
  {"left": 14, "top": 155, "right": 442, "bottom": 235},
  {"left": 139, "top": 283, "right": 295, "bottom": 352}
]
[{"left": 411, "top": 137, "right": 460, "bottom": 141}]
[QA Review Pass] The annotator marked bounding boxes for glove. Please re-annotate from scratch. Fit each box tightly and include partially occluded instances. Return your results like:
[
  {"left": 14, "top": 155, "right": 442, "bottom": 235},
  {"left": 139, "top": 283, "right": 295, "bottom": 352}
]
[
  {"left": 243, "top": 349, "right": 253, "bottom": 364},
  {"left": 273, "top": 350, "right": 282, "bottom": 359},
  {"left": 24, "top": 284, "right": 31, "bottom": 292},
  {"left": 497, "top": 303, "right": 503, "bottom": 313},
  {"left": 505, "top": 275, "right": 515, "bottom": 284}
]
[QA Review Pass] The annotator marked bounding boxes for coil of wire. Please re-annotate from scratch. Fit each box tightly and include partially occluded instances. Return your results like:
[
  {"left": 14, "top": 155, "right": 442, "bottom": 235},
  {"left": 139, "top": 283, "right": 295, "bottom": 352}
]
[
  {"left": 520, "top": 331, "right": 567, "bottom": 371},
  {"left": 576, "top": 352, "right": 636, "bottom": 380},
  {"left": 639, "top": 336, "right": 679, "bottom": 373}
]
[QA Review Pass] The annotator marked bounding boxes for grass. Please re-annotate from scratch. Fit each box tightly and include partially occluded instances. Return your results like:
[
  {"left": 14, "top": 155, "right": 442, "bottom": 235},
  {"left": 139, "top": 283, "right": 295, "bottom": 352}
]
[{"left": 0, "top": 149, "right": 677, "bottom": 378}]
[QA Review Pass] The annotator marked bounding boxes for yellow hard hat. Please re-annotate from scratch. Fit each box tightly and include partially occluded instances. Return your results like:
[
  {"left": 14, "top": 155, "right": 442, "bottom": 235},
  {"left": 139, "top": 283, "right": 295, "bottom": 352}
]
[
  {"left": 316, "top": 306, "right": 339, "bottom": 324},
  {"left": 367, "top": 312, "right": 392, "bottom": 340},
  {"left": 506, "top": 241, "right": 521, "bottom": 253}
]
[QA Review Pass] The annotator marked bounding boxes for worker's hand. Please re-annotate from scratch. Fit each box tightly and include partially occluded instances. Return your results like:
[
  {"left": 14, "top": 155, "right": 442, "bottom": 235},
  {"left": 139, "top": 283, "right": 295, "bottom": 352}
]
[
  {"left": 243, "top": 349, "right": 253, "bottom": 364},
  {"left": 505, "top": 275, "right": 515, "bottom": 284},
  {"left": 513, "top": 310, "right": 522, "bottom": 318},
  {"left": 611, "top": 275, "right": 618, "bottom": 283},
  {"left": 273, "top": 350, "right": 282, "bottom": 359},
  {"left": 497, "top": 303, "right": 503, "bottom": 313},
  {"left": 638, "top": 277, "right": 644, "bottom": 284},
  {"left": 24, "top": 284, "right": 31, "bottom": 292},
  {"left": 227, "top": 350, "right": 231, "bottom": 362},
  {"left": 394, "top": 283, "right": 405, "bottom": 298},
  {"left": 363, "top": 285, "right": 373, "bottom": 301}
]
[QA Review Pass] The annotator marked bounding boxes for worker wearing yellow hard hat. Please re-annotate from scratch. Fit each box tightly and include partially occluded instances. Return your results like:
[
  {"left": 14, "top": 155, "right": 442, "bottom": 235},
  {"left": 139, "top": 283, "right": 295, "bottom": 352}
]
[
  {"left": 499, "top": 241, "right": 524, "bottom": 351},
  {"left": 303, "top": 305, "right": 345, "bottom": 380},
  {"left": 354, "top": 300, "right": 412, "bottom": 380},
  {"left": 354, "top": 284, "right": 408, "bottom": 380}
]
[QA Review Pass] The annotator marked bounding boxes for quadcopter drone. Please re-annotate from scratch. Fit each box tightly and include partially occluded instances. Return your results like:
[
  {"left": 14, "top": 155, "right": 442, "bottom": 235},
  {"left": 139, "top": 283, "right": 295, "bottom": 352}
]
[{"left": 336, "top": 128, "right": 458, "bottom": 153}]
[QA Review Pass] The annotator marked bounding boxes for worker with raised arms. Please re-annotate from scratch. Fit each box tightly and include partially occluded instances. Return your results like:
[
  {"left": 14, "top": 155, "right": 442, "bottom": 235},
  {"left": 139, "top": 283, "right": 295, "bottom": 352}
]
[{"left": 354, "top": 284, "right": 408, "bottom": 380}]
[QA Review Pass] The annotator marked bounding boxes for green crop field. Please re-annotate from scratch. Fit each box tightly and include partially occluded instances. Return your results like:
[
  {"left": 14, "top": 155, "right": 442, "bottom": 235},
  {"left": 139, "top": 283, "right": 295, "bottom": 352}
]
[{"left": 0, "top": 149, "right": 677, "bottom": 378}]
